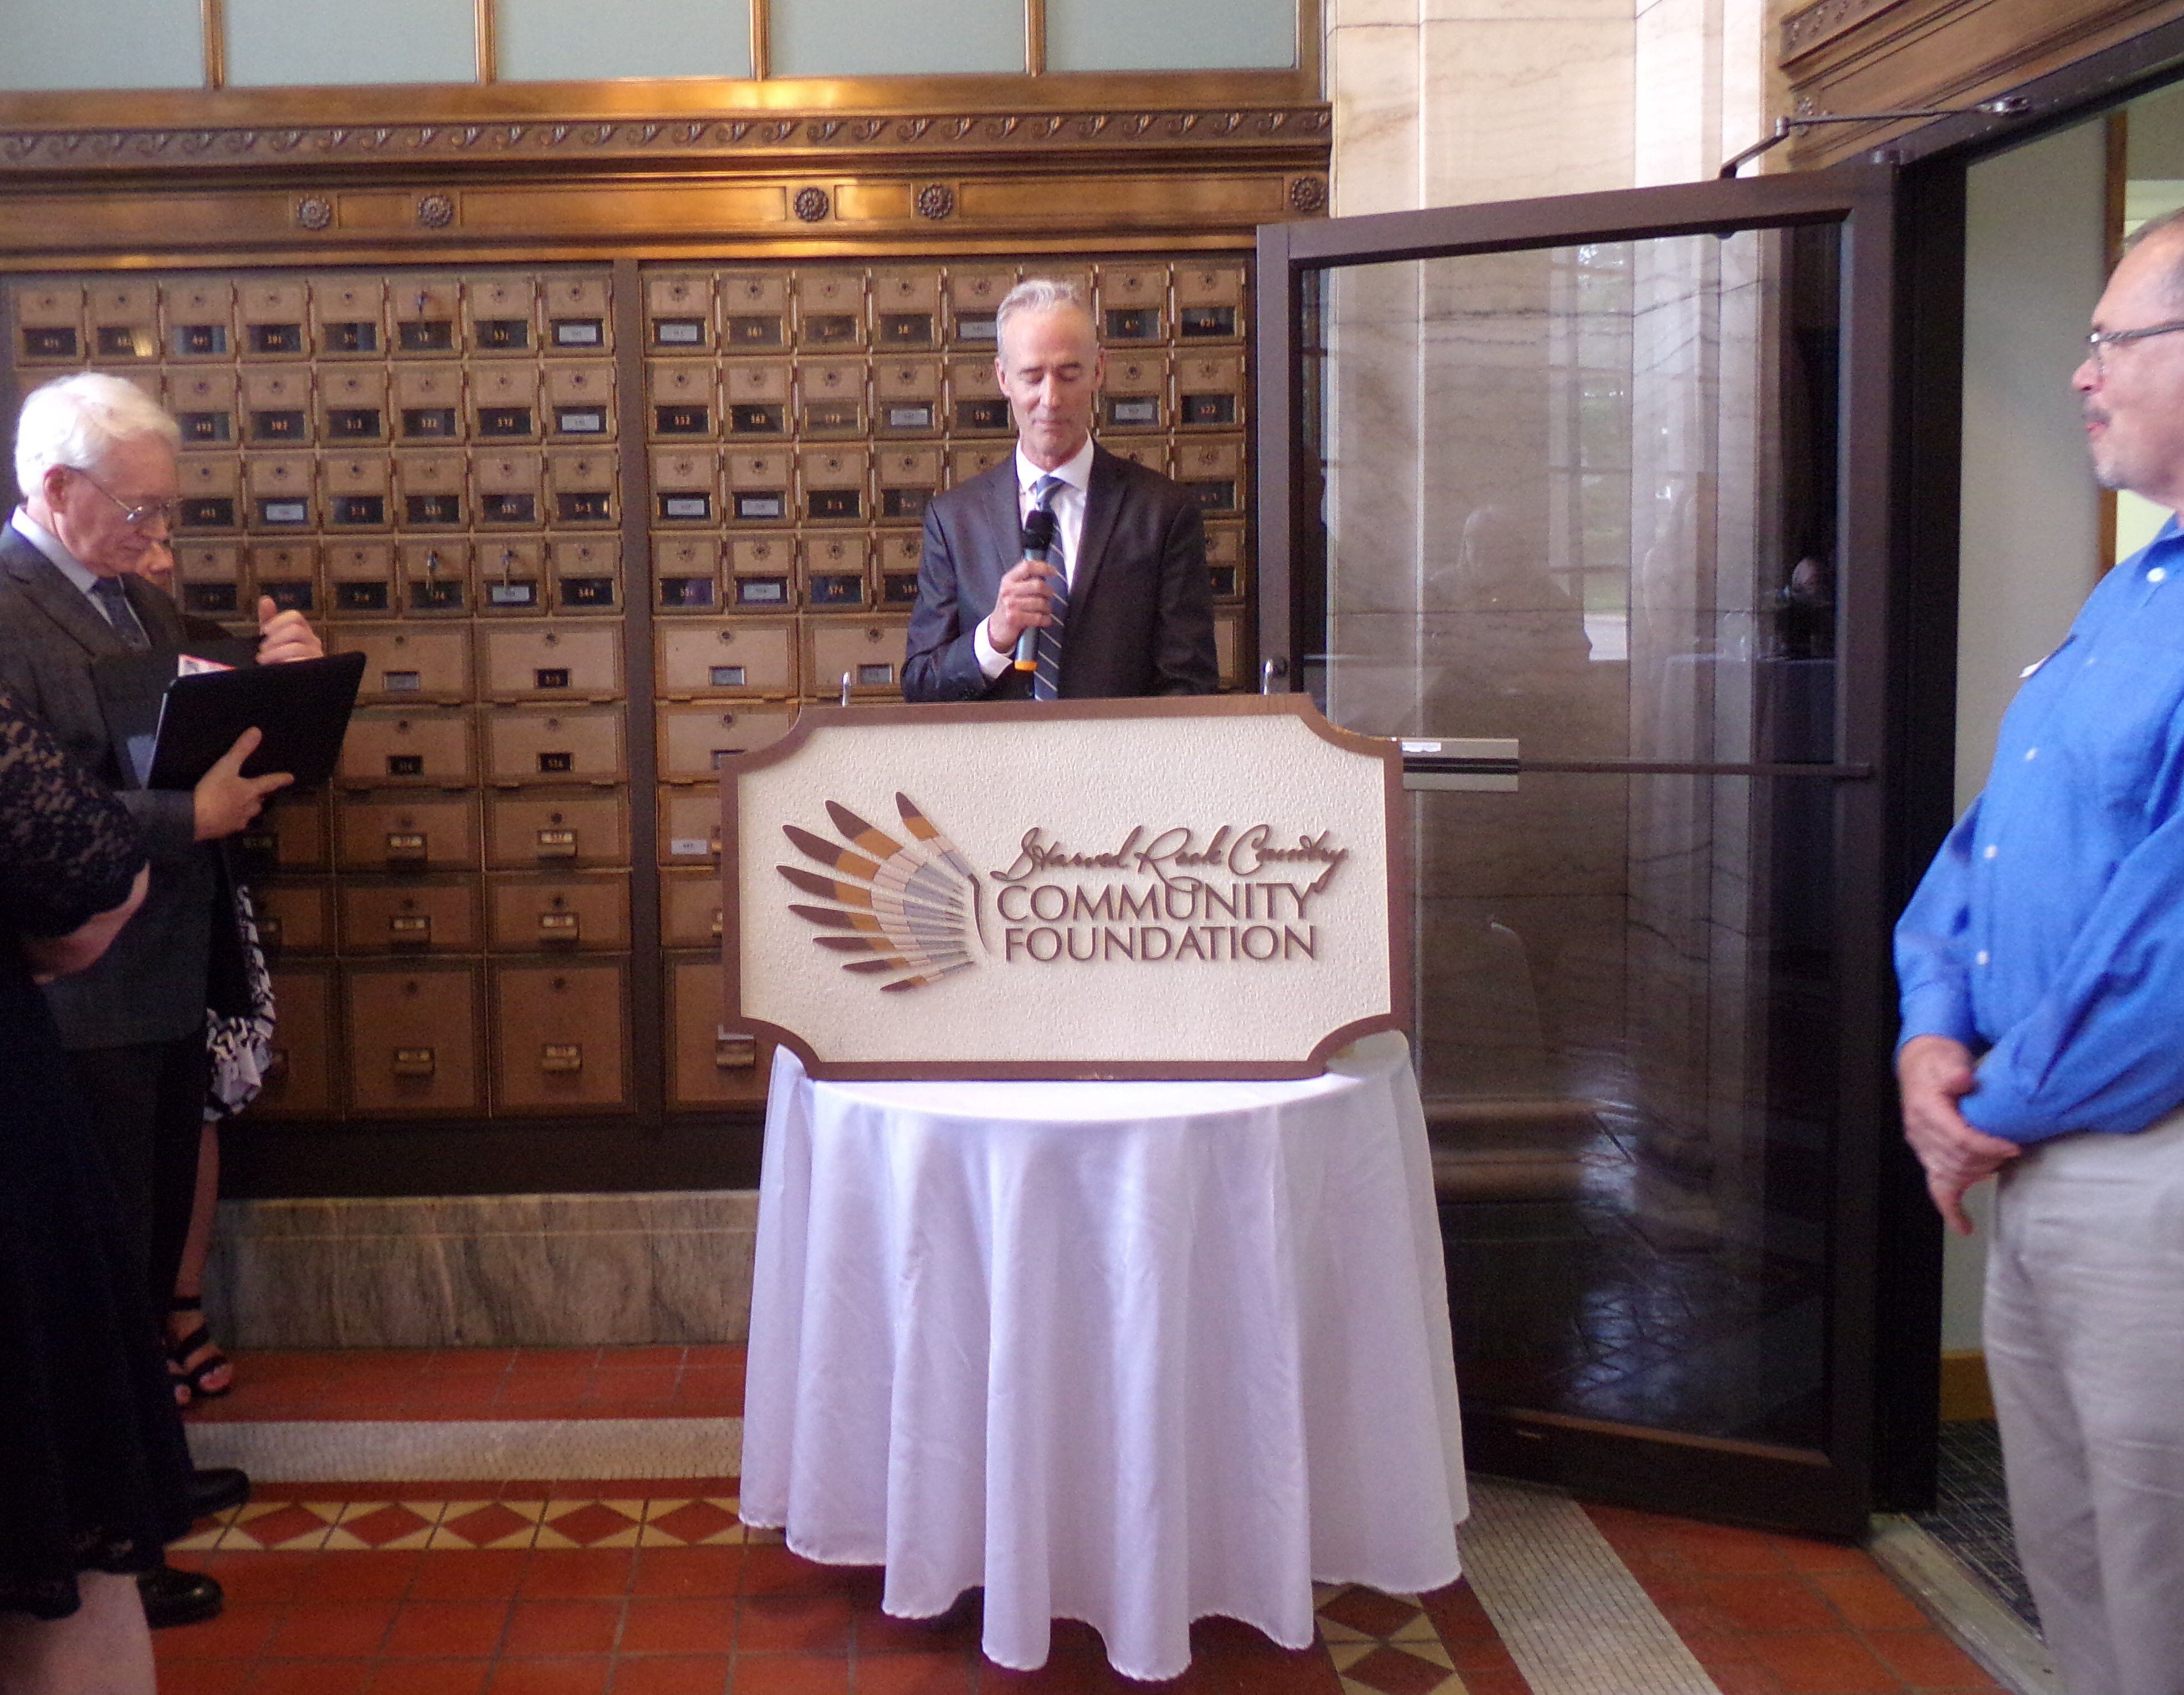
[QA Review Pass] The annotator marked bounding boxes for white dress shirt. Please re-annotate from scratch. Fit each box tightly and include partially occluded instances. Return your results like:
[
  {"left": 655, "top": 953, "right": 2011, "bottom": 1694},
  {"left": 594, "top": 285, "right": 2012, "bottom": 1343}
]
[{"left": 974, "top": 437, "right": 1096, "bottom": 679}]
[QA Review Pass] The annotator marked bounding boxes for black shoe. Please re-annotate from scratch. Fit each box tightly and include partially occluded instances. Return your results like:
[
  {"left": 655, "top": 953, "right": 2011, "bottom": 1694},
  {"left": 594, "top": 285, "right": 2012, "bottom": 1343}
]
[
  {"left": 138, "top": 1564, "right": 223, "bottom": 1629},
  {"left": 185, "top": 1464, "right": 251, "bottom": 1520}
]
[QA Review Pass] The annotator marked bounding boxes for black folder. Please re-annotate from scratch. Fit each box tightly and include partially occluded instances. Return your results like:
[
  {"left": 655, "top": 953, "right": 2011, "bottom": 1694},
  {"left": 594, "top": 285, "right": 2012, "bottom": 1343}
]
[{"left": 134, "top": 652, "right": 365, "bottom": 792}]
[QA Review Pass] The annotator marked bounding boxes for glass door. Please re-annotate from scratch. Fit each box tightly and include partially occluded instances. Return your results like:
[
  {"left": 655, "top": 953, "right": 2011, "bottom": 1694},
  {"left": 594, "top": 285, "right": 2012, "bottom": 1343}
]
[{"left": 1257, "top": 167, "right": 1902, "bottom": 1536}]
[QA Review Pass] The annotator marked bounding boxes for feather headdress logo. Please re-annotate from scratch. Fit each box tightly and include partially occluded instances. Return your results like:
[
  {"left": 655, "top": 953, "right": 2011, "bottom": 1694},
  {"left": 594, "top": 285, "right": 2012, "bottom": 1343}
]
[{"left": 778, "top": 793, "right": 985, "bottom": 991}]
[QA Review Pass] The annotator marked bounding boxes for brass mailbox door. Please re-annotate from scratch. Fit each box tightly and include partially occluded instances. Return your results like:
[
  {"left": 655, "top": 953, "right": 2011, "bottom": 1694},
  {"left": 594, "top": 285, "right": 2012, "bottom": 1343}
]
[
  {"left": 1096, "top": 262, "right": 1169, "bottom": 345},
  {"left": 395, "top": 452, "right": 468, "bottom": 530},
  {"left": 870, "top": 268, "right": 942, "bottom": 350},
  {"left": 667, "top": 955, "right": 766, "bottom": 1108},
  {"left": 339, "top": 878, "right": 482, "bottom": 955},
  {"left": 722, "top": 359, "right": 791, "bottom": 437},
  {"left": 254, "top": 966, "right": 336, "bottom": 1118},
  {"left": 399, "top": 540, "right": 472, "bottom": 616},
  {"left": 487, "top": 872, "right": 630, "bottom": 953},
  {"left": 544, "top": 274, "right": 611, "bottom": 354},
  {"left": 799, "top": 448, "right": 868, "bottom": 526},
  {"left": 335, "top": 794, "right": 481, "bottom": 874},
  {"left": 647, "top": 272, "right": 714, "bottom": 351},
  {"left": 240, "top": 365, "right": 313, "bottom": 446},
  {"left": 483, "top": 707, "right": 624, "bottom": 786},
  {"left": 173, "top": 542, "right": 245, "bottom": 619},
  {"left": 169, "top": 367, "right": 241, "bottom": 448},
  {"left": 1177, "top": 351, "right": 1246, "bottom": 431},
  {"left": 948, "top": 443, "right": 1008, "bottom": 487},
  {"left": 652, "top": 448, "right": 720, "bottom": 525},
  {"left": 485, "top": 793, "right": 628, "bottom": 870},
  {"left": 253, "top": 879, "right": 333, "bottom": 959},
  {"left": 1102, "top": 353, "right": 1168, "bottom": 436},
  {"left": 323, "top": 455, "right": 393, "bottom": 532},
  {"left": 725, "top": 536, "right": 794, "bottom": 611},
  {"left": 655, "top": 619, "right": 796, "bottom": 699},
  {"left": 249, "top": 542, "right": 319, "bottom": 616},
  {"left": 876, "top": 446, "right": 942, "bottom": 525},
  {"left": 548, "top": 537, "right": 621, "bottom": 612},
  {"left": 659, "top": 866, "right": 724, "bottom": 948},
  {"left": 392, "top": 279, "right": 462, "bottom": 356},
  {"left": 654, "top": 534, "right": 724, "bottom": 613},
  {"left": 873, "top": 359, "right": 943, "bottom": 437},
  {"left": 14, "top": 281, "right": 84, "bottom": 363},
  {"left": 163, "top": 279, "right": 235, "bottom": 360},
  {"left": 466, "top": 274, "right": 539, "bottom": 355},
  {"left": 312, "top": 278, "right": 388, "bottom": 358},
  {"left": 1174, "top": 261, "right": 1247, "bottom": 342},
  {"left": 393, "top": 362, "right": 466, "bottom": 442},
  {"left": 545, "top": 449, "right": 617, "bottom": 527},
  {"left": 649, "top": 362, "right": 718, "bottom": 439},
  {"left": 875, "top": 530, "right": 923, "bottom": 610},
  {"left": 341, "top": 708, "right": 477, "bottom": 788},
  {"left": 175, "top": 456, "right": 242, "bottom": 534},
  {"left": 477, "top": 539, "right": 548, "bottom": 615},
  {"left": 474, "top": 450, "right": 545, "bottom": 529},
  {"left": 544, "top": 363, "right": 616, "bottom": 440},
  {"left": 797, "top": 357, "right": 866, "bottom": 436},
  {"left": 658, "top": 791, "right": 724, "bottom": 866},
  {"left": 88, "top": 280, "right": 159, "bottom": 362},
  {"left": 947, "top": 265, "right": 1014, "bottom": 346},
  {"left": 724, "top": 450, "right": 792, "bottom": 526},
  {"left": 656, "top": 703, "right": 796, "bottom": 782},
  {"left": 243, "top": 793, "right": 331, "bottom": 876},
  {"left": 326, "top": 541, "right": 399, "bottom": 618},
  {"left": 1174, "top": 436, "right": 1245, "bottom": 515},
  {"left": 795, "top": 272, "right": 866, "bottom": 351},
  {"left": 480, "top": 622, "right": 622, "bottom": 701},
  {"left": 803, "top": 533, "right": 869, "bottom": 611},
  {"left": 805, "top": 618, "right": 908, "bottom": 700},
  {"left": 345, "top": 963, "right": 483, "bottom": 1115},
  {"left": 473, "top": 363, "right": 541, "bottom": 441},
  {"left": 491, "top": 962, "right": 628, "bottom": 1111},
  {"left": 247, "top": 454, "right": 317, "bottom": 534}
]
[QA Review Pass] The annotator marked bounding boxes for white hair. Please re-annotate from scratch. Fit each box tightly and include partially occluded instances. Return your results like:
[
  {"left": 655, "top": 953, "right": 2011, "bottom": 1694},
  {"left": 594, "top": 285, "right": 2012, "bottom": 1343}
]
[
  {"left": 995, "top": 278, "right": 1094, "bottom": 350},
  {"left": 14, "top": 371, "right": 180, "bottom": 503}
]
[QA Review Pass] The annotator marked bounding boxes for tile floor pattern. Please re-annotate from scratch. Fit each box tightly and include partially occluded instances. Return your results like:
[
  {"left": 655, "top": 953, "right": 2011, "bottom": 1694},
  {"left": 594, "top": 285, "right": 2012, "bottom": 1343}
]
[{"left": 161, "top": 1349, "right": 2017, "bottom": 1694}]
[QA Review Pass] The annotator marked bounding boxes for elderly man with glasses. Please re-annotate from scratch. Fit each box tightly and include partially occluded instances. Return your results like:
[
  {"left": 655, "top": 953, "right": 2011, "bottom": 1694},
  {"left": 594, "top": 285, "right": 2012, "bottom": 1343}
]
[
  {"left": 0, "top": 371, "right": 323, "bottom": 1632},
  {"left": 1896, "top": 205, "right": 2184, "bottom": 1695}
]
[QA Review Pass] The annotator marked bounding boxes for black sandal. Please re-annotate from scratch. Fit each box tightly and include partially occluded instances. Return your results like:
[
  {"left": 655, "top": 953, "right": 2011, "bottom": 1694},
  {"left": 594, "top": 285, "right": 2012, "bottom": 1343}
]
[{"left": 168, "top": 1295, "right": 234, "bottom": 1405}]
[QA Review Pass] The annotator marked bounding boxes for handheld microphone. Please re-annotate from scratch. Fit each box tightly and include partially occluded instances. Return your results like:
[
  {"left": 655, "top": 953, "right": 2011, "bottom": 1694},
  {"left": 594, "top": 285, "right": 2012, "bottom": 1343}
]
[{"left": 1013, "top": 506, "right": 1057, "bottom": 672}]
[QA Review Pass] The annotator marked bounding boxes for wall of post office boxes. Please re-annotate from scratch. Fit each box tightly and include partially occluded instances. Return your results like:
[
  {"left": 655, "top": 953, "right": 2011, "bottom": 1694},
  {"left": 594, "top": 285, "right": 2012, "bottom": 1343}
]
[{"left": 5, "top": 257, "right": 1254, "bottom": 1132}]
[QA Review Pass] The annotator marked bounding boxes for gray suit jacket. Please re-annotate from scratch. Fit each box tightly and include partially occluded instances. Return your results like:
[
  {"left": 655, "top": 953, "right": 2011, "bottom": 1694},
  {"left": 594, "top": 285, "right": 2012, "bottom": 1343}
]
[
  {"left": 903, "top": 444, "right": 1219, "bottom": 702},
  {"left": 0, "top": 524, "right": 213, "bottom": 1049}
]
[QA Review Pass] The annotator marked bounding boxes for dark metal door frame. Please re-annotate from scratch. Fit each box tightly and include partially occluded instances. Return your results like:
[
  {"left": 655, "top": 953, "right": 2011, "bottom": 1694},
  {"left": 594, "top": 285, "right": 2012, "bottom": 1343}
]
[{"left": 1254, "top": 166, "right": 1914, "bottom": 1535}]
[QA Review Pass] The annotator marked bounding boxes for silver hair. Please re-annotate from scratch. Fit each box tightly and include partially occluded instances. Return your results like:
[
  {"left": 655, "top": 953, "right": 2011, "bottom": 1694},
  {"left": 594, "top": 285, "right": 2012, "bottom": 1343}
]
[
  {"left": 14, "top": 371, "right": 181, "bottom": 503},
  {"left": 995, "top": 278, "right": 1094, "bottom": 350}
]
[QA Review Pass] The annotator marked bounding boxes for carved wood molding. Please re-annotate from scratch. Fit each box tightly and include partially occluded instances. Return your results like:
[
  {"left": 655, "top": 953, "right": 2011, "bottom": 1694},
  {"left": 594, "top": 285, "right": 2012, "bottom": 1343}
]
[
  {"left": 1780, "top": 0, "right": 1910, "bottom": 65},
  {"left": 0, "top": 104, "right": 1331, "bottom": 180}
]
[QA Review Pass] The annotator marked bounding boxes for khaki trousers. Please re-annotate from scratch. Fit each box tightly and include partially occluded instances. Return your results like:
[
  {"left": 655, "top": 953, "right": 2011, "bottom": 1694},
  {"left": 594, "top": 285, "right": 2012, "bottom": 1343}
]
[{"left": 1987, "top": 1109, "right": 2184, "bottom": 1695}]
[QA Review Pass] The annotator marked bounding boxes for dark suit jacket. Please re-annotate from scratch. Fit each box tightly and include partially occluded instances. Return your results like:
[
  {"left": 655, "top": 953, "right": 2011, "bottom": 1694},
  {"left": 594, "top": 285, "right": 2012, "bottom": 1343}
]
[
  {"left": 0, "top": 524, "right": 215, "bottom": 1049},
  {"left": 903, "top": 444, "right": 1219, "bottom": 701}
]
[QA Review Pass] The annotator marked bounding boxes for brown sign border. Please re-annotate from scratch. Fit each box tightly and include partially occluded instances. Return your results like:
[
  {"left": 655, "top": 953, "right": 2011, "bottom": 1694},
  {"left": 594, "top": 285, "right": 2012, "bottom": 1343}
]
[{"left": 719, "top": 694, "right": 1410, "bottom": 1081}]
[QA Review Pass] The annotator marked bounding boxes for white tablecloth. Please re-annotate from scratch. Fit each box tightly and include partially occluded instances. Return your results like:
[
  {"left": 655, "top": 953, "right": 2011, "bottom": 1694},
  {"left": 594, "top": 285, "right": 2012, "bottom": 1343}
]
[{"left": 738, "top": 1032, "right": 1467, "bottom": 1680}]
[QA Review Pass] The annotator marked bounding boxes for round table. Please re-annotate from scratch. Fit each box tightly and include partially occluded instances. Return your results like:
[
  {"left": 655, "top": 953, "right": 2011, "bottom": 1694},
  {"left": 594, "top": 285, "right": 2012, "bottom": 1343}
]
[{"left": 738, "top": 1032, "right": 1467, "bottom": 1680}]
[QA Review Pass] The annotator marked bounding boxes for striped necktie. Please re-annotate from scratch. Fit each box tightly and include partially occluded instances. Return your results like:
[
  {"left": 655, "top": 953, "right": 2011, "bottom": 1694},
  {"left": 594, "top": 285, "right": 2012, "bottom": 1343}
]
[
  {"left": 1029, "top": 474, "right": 1068, "bottom": 701},
  {"left": 90, "top": 575, "right": 151, "bottom": 651}
]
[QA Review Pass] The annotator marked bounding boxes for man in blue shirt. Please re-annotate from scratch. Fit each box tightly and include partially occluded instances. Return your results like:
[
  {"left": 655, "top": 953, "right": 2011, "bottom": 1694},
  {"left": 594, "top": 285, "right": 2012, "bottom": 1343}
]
[{"left": 1896, "top": 207, "right": 2184, "bottom": 1695}]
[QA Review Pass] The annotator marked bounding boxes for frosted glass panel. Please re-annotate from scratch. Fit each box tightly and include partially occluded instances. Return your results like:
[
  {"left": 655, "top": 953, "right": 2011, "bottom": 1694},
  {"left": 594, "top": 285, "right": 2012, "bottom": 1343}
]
[
  {"left": 1048, "top": 0, "right": 1293, "bottom": 71},
  {"left": 227, "top": 0, "right": 477, "bottom": 87},
  {"left": 1, "top": 0, "right": 204, "bottom": 90},
  {"left": 771, "top": 0, "right": 1021, "bottom": 76},
  {"left": 499, "top": 0, "right": 752, "bottom": 81}
]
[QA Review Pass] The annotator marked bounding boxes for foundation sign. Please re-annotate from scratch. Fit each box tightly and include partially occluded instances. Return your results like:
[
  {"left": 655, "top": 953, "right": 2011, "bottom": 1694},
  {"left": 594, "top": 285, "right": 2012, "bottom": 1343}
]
[{"left": 722, "top": 695, "right": 1409, "bottom": 1079}]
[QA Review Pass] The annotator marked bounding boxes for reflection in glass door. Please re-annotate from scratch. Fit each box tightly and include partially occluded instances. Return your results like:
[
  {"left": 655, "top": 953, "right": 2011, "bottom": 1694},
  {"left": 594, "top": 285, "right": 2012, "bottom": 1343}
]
[{"left": 1262, "top": 172, "right": 1898, "bottom": 1534}]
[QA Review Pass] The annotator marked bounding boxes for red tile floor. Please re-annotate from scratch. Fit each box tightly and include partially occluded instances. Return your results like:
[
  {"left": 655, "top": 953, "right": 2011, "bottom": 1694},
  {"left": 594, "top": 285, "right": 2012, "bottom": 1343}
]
[{"left": 162, "top": 1348, "right": 2013, "bottom": 1694}]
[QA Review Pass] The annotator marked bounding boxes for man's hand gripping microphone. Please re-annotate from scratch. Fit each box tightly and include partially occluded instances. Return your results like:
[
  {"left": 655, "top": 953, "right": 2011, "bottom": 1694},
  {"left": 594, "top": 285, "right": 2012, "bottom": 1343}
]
[{"left": 1014, "top": 505, "right": 1057, "bottom": 673}]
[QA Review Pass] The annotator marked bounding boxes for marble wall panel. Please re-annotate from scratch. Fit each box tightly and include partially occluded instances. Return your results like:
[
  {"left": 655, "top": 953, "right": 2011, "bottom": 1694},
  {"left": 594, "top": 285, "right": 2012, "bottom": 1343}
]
[
  {"left": 205, "top": 1192, "right": 760, "bottom": 1348},
  {"left": 1414, "top": 772, "right": 1631, "bottom": 900},
  {"left": 1329, "top": 22, "right": 1424, "bottom": 217},
  {"left": 1419, "top": 18, "right": 1637, "bottom": 206},
  {"left": 1634, "top": 0, "right": 1722, "bottom": 188}
]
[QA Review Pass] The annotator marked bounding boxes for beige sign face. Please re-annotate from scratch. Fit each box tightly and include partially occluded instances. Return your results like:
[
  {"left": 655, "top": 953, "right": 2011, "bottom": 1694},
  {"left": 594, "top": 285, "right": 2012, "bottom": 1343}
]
[{"left": 723, "top": 696, "right": 1408, "bottom": 1079}]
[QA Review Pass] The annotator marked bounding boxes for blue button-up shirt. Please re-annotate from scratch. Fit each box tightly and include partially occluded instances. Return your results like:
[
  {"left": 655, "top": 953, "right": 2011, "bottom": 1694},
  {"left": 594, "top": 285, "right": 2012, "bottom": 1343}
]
[{"left": 1897, "top": 517, "right": 2184, "bottom": 1143}]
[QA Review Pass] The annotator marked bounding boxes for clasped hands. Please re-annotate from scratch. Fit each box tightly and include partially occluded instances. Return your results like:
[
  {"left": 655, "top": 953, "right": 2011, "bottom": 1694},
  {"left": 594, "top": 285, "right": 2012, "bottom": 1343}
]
[
  {"left": 192, "top": 596, "right": 324, "bottom": 842},
  {"left": 1896, "top": 1034, "right": 2021, "bottom": 1234},
  {"left": 984, "top": 554, "right": 1063, "bottom": 653}
]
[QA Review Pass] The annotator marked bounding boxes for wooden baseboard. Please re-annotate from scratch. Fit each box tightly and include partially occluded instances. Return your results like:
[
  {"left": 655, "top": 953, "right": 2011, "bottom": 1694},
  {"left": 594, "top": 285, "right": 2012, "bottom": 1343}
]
[{"left": 1940, "top": 1350, "right": 1996, "bottom": 1422}]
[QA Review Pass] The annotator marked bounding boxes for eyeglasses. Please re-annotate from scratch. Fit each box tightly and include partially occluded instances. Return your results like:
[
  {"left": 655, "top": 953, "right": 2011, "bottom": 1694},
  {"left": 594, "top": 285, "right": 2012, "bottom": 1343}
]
[
  {"left": 71, "top": 468, "right": 177, "bottom": 532},
  {"left": 2085, "top": 320, "right": 2184, "bottom": 375}
]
